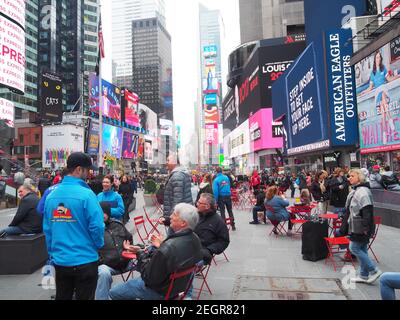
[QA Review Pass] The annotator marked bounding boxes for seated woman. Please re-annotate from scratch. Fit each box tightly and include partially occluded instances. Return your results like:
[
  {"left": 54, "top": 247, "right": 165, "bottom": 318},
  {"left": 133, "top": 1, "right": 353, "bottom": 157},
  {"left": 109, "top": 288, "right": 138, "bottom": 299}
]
[
  {"left": 299, "top": 189, "right": 311, "bottom": 206},
  {"left": 265, "top": 186, "right": 293, "bottom": 236}
]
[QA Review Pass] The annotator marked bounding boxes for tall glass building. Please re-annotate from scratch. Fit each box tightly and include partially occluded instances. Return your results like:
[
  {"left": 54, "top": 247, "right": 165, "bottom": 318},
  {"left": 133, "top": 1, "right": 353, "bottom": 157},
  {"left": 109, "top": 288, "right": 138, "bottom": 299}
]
[{"left": 112, "top": 0, "right": 166, "bottom": 90}]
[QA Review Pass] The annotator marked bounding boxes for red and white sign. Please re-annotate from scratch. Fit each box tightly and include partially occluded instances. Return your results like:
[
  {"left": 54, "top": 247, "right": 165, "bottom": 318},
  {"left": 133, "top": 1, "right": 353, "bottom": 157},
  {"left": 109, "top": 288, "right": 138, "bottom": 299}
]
[
  {"left": 0, "top": 0, "right": 25, "bottom": 28},
  {"left": 0, "top": 97, "right": 14, "bottom": 127},
  {"left": 0, "top": 10, "right": 26, "bottom": 94},
  {"left": 205, "top": 123, "right": 218, "bottom": 145}
]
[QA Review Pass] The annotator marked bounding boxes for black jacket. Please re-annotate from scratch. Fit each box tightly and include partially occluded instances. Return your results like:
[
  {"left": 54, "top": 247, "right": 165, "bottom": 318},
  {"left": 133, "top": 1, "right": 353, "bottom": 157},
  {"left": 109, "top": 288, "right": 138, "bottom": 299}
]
[
  {"left": 329, "top": 177, "right": 349, "bottom": 208},
  {"left": 119, "top": 182, "right": 133, "bottom": 203},
  {"left": 38, "top": 178, "right": 51, "bottom": 195},
  {"left": 9, "top": 192, "right": 42, "bottom": 233},
  {"left": 136, "top": 229, "right": 202, "bottom": 298},
  {"left": 89, "top": 178, "right": 103, "bottom": 195},
  {"left": 298, "top": 173, "right": 308, "bottom": 190},
  {"left": 311, "top": 181, "right": 329, "bottom": 201},
  {"left": 255, "top": 192, "right": 266, "bottom": 208},
  {"left": 194, "top": 210, "right": 230, "bottom": 264},
  {"left": 99, "top": 219, "right": 133, "bottom": 270}
]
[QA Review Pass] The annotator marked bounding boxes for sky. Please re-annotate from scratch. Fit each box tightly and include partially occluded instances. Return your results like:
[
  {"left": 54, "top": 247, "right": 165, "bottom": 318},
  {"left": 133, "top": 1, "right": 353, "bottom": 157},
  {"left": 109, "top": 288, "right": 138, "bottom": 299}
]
[{"left": 101, "top": 0, "right": 240, "bottom": 148}]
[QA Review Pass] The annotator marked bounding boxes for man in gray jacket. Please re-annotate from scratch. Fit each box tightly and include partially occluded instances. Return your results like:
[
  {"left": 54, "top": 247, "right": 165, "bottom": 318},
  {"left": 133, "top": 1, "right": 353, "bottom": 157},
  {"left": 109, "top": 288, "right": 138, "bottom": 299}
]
[
  {"left": 163, "top": 154, "right": 193, "bottom": 217},
  {"left": 369, "top": 165, "right": 383, "bottom": 189}
]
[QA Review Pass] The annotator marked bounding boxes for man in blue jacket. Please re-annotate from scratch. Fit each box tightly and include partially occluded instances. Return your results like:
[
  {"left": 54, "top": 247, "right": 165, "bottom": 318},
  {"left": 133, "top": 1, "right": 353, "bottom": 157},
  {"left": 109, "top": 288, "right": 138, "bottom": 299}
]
[
  {"left": 213, "top": 167, "right": 236, "bottom": 230},
  {"left": 43, "top": 152, "right": 104, "bottom": 300}
]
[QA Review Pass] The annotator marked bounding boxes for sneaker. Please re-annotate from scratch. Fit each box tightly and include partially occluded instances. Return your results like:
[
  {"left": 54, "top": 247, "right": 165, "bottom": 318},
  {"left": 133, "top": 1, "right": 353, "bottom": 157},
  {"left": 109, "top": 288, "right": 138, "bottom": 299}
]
[
  {"left": 350, "top": 276, "right": 369, "bottom": 283},
  {"left": 232, "top": 225, "right": 237, "bottom": 231},
  {"left": 249, "top": 221, "right": 259, "bottom": 225},
  {"left": 367, "top": 270, "right": 383, "bottom": 284}
]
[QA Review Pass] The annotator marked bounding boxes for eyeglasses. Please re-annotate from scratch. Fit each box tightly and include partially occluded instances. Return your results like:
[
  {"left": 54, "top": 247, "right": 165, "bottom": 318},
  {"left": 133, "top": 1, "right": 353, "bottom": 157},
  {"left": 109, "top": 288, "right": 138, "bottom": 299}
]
[{"left": 197, "top": 202, "right": 209, "bottom": 206}]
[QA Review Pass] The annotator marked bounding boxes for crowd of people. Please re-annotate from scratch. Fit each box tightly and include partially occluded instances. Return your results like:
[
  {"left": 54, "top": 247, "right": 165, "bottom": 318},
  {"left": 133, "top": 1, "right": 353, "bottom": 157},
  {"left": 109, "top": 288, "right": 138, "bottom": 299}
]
[{"left": 1, "top": 156, "right": 400, "bottom": 300}]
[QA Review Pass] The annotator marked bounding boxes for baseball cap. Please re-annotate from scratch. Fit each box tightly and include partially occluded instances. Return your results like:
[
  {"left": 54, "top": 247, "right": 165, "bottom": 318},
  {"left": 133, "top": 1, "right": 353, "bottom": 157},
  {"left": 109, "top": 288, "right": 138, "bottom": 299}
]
[
  {"left": 373, "top": 165, "right": 380, "bottom": 170},
  {"left": 67, "top": 152, "right": 98, "bottom": 171}
]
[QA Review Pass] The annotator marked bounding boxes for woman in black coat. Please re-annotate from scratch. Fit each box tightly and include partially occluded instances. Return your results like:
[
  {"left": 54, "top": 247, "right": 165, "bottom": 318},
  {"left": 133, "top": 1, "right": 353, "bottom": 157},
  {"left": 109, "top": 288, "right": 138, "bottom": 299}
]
[
  {"left": 195, "top": 174, "right": 213, "bottom": 205},
  {"left": 329, "top": 168, "right": 349, "bottom": 217},
  {"left": 119, "top": 175, "right": 133, "bottom": 224}
]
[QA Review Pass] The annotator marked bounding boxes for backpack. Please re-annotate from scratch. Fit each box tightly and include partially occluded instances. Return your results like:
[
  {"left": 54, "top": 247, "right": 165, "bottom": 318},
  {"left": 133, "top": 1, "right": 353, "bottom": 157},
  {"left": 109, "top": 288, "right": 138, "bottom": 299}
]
[{"left": 382, "top": 174, "right": 399, "bottom": 188}]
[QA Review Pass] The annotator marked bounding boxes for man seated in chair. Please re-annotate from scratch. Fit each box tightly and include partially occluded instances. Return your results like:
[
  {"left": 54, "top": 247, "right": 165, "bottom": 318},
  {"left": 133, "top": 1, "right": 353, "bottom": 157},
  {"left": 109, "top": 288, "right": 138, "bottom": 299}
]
[
  {"left": 0, "top": 183, "right": 41, "bottom": 238},
  {"left": 109, "top": 203, "right": 202, "bottom": 300},
  {"left": 95, "top": 202, "right": 134, "bottom": 300},
  {"left": 194, "top": 193, "right": 230, "bottom": 265}
]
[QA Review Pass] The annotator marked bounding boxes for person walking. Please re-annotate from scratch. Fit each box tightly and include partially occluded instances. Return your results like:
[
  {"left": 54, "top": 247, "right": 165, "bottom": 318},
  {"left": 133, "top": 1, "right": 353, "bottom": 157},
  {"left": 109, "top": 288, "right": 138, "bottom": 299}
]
[
  {"left": 213, "top": 167, "right": 236, "bottom": 231},
  {"left": 339, "top": 169, "right": 382, "bottom": 284},
  {"left": 118, "top": 175, "right": 134, "bottom": 224},
  {"left": 311, "top": 171, "right": 329, "bottom": 214},
  {"left": 43, "top": 153, "right": 104, "bottom": 300},
  {"left": 329, "top": 168, "right": 350, "bottom": 217}
]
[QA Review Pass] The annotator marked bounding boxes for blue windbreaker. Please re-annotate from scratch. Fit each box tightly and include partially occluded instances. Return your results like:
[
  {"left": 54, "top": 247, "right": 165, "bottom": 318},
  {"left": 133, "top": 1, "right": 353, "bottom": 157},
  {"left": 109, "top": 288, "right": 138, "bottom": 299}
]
[
  {"left": 213, "top": 173, "right": 232, "bottom": 202},
  {"left": 43, "top": 176, "right": 104, "bottom": 267},
  {"left": 37, "top": 184, "right": 59, "bottom": 215},
  {"left": 97, "top": 190, "right": 125, "bottom": 220}
]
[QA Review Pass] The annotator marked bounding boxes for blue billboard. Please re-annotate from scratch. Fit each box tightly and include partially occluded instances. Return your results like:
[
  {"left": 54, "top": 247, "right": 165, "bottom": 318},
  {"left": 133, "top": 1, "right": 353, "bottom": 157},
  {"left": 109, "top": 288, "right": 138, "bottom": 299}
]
[
  {"left": 102, "top": 123, "right": 123, "bottom": 159},
  {"left": 205, "top": 93, "right": 218, "bottom": 105},
  {"left": 325, "top": 28, "right": 359, "bottom": 147},
  {"left": 304, "top": 0, "right": 367, "bottom": 44}
]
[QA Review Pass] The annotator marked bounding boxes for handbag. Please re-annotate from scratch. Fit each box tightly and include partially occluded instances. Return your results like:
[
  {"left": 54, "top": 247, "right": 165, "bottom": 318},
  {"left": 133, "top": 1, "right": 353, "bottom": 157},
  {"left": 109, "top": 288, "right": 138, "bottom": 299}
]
[{"left": 351, "top": 215, "right": 366, "bottom": 235}]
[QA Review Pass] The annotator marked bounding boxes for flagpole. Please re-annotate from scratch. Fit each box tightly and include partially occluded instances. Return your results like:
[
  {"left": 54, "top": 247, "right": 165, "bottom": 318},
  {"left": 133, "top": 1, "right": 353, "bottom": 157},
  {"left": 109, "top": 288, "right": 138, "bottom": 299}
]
[{"left": 98, "top": 5, "right": 104, "bottom": 171}]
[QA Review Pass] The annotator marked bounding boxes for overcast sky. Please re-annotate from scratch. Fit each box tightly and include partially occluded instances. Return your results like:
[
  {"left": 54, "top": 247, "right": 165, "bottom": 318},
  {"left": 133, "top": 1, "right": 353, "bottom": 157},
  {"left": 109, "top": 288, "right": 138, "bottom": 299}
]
[{"left": 101, "top": 0, "right": 240, "bottom": 147}]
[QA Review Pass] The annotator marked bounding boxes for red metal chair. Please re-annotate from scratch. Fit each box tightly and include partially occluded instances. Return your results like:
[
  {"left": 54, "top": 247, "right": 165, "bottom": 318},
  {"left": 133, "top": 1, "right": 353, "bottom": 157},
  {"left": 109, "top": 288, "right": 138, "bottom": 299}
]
[
  {"left": 329, "top": 218, "right": 343, "bottom": 237},
  {"left": 265, "top": 205, "right": 287, "bottom": 236},
  {"left": 368, "top": 216, "right": 382, "bottom": 263},
  {"left": 120, "top": 251, "right": 137, "bottom": 282},
  {"left": 133, "top": 216, "right": 150, "bottom": 245},
  {"left": 212, "top": 219, "right": 231, "bottom": 266},
  {"left": 192, "top": 263, "right": 213, "bottom": 300},
  {"left": 143, "top": 206, "right": 161, "bottom": 235},
  {"left": 151, "top": 194, "right": 164, "bottom": 216},
  {"left": 324, "top": 237, "right": 354, "bottom": 272},
  {"left": 164, "top": 265, "right": 198, "bottom": 300},
  {"left": 231, "top": 189, "right": 242, "bottom": 210}
]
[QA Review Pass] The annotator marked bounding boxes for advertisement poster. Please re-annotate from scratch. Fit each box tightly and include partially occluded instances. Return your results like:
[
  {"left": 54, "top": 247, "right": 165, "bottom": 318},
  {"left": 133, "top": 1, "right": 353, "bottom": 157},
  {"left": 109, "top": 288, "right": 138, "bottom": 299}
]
[
  {"left": 203, "top": 45, "right": 218, "bottom": 58},
  {"left": 89, "top": 74, "right": 121, "bottom": 121},
  {"left": 205, "top": 123, "right": 218, "bottom": 145},
  {"left": 205, "top": 105, "right": 219, "bottom": 124},
  {"left": 42, "top": 125, "right": 85, "bottom": 169},
  {"left": 249, "top": 109, "right": 283, "bottom": 152},
  {"left": 0, "top": 98, "right": 14, "bottom": 128},
  {"left": 203, "top": 65, "right": 218, "bottom": 93},
  {"left": 0, "top": 0, "right": 26, "bottom": 94},
  {"left": 122, "top": 131, "right": 139, "bottom": 159},
  {"left": 204, "top": 93, "right": 218, "bottom": 105},
  {"left": 40, "top": 72, "right": 63, "bottom": 122},
  {"left": 144, "top": 140, "right": 153, "bottom": 162},
  {"left": 227, "top": 120, "right": 250, "bottom": 158},
  {"left": 102, "top": 124, "right": 123, "bottom": 159},
  {"left": 160, "top": 119, "right": 173, "bottom": 136},
  {"left": 122, "top": 89, "right": 139, "bottom": 127},
  {"left": 355, "top": 36, "right": 400, "bottom": 154},
  {"left": 87, "top": 120, "right": 99, "bottom": 156}
]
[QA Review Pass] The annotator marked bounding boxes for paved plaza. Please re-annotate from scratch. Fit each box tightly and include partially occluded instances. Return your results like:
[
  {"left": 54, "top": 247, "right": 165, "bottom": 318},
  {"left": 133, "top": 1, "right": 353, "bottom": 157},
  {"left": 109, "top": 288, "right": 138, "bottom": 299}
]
[{"left": 1, "top": 189, "right": 399, "bottom": 300}]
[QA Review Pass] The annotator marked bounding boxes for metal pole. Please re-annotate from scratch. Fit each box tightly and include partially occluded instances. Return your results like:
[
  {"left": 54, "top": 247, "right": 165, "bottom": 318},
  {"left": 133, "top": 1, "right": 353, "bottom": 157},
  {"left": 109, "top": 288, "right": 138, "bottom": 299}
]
[{"left": 98, "top": 4, "right": 103, "bottom": 170}]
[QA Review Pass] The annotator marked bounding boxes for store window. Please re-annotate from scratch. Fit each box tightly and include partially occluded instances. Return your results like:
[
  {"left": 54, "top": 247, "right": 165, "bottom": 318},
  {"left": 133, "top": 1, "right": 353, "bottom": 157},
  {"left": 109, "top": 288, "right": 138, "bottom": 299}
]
[
  {"left": 391, "top": 151, "right": 400, "bottom": 177},
  {"left": 361, "top": 153, "right": 390, "bottom": 169}
]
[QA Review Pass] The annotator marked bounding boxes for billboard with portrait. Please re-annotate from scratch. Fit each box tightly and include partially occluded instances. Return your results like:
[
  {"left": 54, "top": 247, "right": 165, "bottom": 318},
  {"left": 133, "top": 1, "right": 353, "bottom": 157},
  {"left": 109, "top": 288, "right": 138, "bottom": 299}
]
[
  {"left": 102, "top": 124, "right": 123, "bottom": 159},
  {"left": 121, "top": 89, "right": 139, "bottom": 127},
  {"left": 121, "top": 131, "right": 139, "bottom": 159},
  {"left": 40, "top": 72, "right": 63, "bottom": 122},
  {"left": 87, "top": 120, "right": 99, "bottom": 156},
  {"left": 205, "top": 123, "right": 218, "bottom": 145},
  {"left": 203, "top": 65, "right": 218, "bottom": 94},
  {"left": 89, "top": 74, "right": 121, "bottom": 121},
  {"left": 144, "top": 140, "right": 153, "bottom": 162},
  {"left": 160, "top": 119, "right": 173, "bottom": 136},
  {"left": 355, "top": 36, "right": 400, "bottom": 154},
  {"left": 0, "top": 0, "right": 25, "bottom": 94}
]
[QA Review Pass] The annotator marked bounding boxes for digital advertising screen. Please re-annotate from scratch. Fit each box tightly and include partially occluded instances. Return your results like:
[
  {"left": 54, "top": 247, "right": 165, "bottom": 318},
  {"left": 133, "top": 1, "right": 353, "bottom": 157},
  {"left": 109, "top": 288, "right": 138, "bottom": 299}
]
[
  {"left": 203, "top": 45, "right": 218, "bottom": 58},
  {"left": 122, "top": 89, "right": 139, "bottom": 127},
  {"left": 102, "top": 123, "right": 123, "bottom": 159},
  {"left": 122, "top": 131, "right": 139, "bottom": 159},
  {"left": 89, "top": 74, "right": 121, "bottom": 121},
  {"left": 160, "top": 119, "right": 173, "bottom": 136},
  {"left": 205, "top": 105, "right": 219, "bottom": 124},
  {"left": 87, "top": 120, "right": 99, "bottom": 156},
  {"left": 144, "top": 140, "right": 153, "bottom": 162},
  {"left": 0, "top": 98, "right": 14, "bottom": 128},
  {"left": 40, "top": 72, "right": 63, "bottom": 122},
  {"left": 355, "top": 35, "right": 400, "bottom": 154},
  {"left": 203, "top": 65, "right": 218, "bottom": 93}
]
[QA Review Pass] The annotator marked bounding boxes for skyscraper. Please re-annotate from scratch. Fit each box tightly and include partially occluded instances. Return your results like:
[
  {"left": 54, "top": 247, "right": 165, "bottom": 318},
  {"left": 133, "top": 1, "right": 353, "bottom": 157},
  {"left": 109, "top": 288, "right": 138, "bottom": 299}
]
[
  {"left": 198, "top": 4, "right": 223, "bottom": 165},
  {"left": 38, "top": 0, "right": 100, "bottom": 111},
  {"left": 131, "top": 17, "right": 173, "bottom": 121},
  {"left": 112, "top": 0, "right": 166, "bottom": 89},
  {"left": 239, "top": 0, "right": 305, "bottom": 44}
]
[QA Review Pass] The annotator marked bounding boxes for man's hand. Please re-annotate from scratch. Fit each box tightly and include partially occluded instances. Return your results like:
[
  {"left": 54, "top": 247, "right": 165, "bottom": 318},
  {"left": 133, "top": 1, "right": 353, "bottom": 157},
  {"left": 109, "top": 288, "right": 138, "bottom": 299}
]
[
  {"left": 150, "top": 233, "right": 164, "bottom": 248},
  {"left": 158, "top": 217, "right": 166, "bottom": 225},
  {"left": 123, "top": 240, "right": 141, "bottom": 253}
]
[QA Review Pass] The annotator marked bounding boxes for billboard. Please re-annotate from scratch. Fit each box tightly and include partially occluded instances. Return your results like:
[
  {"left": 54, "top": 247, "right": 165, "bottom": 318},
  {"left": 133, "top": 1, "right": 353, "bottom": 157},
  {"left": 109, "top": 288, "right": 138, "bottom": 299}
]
[
  {"left": 87, "top": 120, "right": 99, "bottom": 156},
  {"left": 144, "top": 140, "right": 153, "bottom": 162},
  {"left": 89, "top": 74, "right": 121, "bottom": 121},
  {"left": 42, "top": 125, "right": 85, "bottom": 169},
  {"left": 203, "top": 65, "right": 218, "bottom": 93},
  {"left": 205, "top": 105, "right": 219, "bottom": 124},
  {"left": 102, "top": 124, "right": 123, "bottom": 159},
  {"left": 160, "top": 119, "right": 173, "bottom": 136},
  {"left": 121, "top": 89, "right": 139, "bottom": 127},
  {"left": 138, "top": 103, "right": 157, "bottom": 135},
  {"left": 203, "top": 45, "right": 218, "bottom": 58},
  {"left": 355, "top": 36, "right": 400, "bottom": 154},
  {"left": 204, "top": 93, "right": 218, "bottom": 105},
  {"left": 324, "top": 29, "right": 359, "bottom": 147},
  {"left": 249, "top": 109, "right": 283, "bottom": 152},
  {"left": 122, "top": 131, "right": 139, "bottom": 159},
  {"left": 0, "top": 98, "right": 14, "bottom": 128},
  {"left": 273, "top": 43, "right": 328, "bottom": 155},
  {"left": 205, "top": 123, "right": 218, "bottom": 145},
  {"left": 0, "top": 0, "right": 26, "bottom": 94},
  {"left": 40, "top": 72, "right": 63, "bottom": 122},
  {"left": 225, "top": 120, "right": 250, "bottom": 158},
  {"left": 304, "top": 0, "right": 367, "bottom": 45}
]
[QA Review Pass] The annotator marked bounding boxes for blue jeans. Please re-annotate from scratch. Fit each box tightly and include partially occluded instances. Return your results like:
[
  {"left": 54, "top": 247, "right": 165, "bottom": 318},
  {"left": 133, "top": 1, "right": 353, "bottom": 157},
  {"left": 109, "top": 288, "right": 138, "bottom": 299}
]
[
  {"left": 350, "top": 241, "right": 378, "bottom": 279},
  {"left": 380, "top": 273, "right": 400, "bottom": 300},
  {"left": 252, "top": 206, "right": 265, "bottom": 223},
  {"left": 333, "top": 207, "right": 346, "bottom": 218},
  {"left": 186, "top": 260, "right": 205, "bottom": 299},
  {"left": 0, "top": 226, "right": 25, "bottom": 236},
  {"left": 109, "top": 277, "right": 163, "bottom": 300}
]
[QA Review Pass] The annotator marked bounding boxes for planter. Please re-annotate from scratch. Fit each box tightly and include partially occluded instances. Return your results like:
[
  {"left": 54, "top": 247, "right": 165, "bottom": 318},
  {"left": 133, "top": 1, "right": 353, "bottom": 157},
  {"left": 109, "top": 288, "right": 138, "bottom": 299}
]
[{"left": 143, "top": 193, "right": 155, "bottom": 207}]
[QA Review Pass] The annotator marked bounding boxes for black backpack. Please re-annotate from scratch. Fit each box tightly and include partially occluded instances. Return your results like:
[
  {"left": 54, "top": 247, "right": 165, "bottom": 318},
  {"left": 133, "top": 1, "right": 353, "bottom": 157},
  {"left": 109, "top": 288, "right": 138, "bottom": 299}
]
[{"left": 382, "top": 174, "right": 399, "bottom": 188}]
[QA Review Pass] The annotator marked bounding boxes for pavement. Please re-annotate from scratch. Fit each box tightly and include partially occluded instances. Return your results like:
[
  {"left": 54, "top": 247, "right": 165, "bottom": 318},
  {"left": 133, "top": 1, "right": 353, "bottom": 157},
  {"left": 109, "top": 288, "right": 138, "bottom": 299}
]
[{"left": 1, "top": 188, "right": 400, "bottom": 300}]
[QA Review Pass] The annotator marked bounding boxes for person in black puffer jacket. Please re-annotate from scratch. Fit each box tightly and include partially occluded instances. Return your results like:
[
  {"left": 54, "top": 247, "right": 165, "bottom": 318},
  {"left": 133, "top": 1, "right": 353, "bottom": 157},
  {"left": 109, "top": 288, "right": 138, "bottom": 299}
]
[
  {"left": 95, "top": 202, "right": 133, "bottom": 300},
  {"left": 250, "top": 189, "right": 266, "bottom": 225},
  {"left": 329, "top": 168, "right": 349, "bottom": 217},
  {"left": 194, "top": 193, "right": 230, "bottom": 265},
  {"left": 109, "top": 203, "right": 202, "bottom": 300},
  {"left": 118, "top": 175, "right": 134, "bottom": 224}
]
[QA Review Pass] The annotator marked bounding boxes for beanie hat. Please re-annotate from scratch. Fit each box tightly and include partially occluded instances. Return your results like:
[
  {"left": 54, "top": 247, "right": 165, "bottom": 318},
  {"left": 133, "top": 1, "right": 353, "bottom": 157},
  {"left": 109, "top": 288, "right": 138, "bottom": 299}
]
[{"left": 100, "top": 202, "right": 111, "bottom": 219}]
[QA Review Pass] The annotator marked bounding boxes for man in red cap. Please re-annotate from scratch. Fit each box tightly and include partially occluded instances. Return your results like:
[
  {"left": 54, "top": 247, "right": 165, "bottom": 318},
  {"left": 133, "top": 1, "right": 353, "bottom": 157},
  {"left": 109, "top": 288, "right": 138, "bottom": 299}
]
[{"left": 369, "top": 165, "right": 383, "bottom": 189}]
